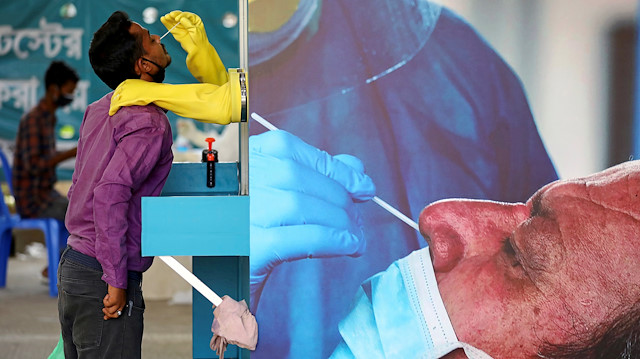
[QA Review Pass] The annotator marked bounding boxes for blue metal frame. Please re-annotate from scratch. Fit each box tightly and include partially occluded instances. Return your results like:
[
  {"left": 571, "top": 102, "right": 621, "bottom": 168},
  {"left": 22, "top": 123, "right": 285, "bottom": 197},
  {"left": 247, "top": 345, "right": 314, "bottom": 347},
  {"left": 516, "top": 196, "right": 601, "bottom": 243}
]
[{"left": 142, "top": 162, "right": 249, "bottom": 359}]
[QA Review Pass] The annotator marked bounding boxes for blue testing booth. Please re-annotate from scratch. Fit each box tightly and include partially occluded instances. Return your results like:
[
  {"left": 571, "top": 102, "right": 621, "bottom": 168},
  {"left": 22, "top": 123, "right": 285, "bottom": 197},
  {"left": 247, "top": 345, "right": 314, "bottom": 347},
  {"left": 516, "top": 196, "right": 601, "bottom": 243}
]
[
  {"left": 142, "top": 1, "right": 250, "bottom": 357},
  {"left": 141, "top": 161, "right": 250, "bottom": 359}
]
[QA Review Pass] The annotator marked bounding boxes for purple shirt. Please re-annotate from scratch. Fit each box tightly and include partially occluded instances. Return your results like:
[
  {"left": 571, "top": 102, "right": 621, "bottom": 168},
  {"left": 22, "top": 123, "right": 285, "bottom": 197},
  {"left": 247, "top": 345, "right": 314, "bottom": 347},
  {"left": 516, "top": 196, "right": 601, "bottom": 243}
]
[{"left": 66, "top": 93, "right": 173, "bottom": 289}]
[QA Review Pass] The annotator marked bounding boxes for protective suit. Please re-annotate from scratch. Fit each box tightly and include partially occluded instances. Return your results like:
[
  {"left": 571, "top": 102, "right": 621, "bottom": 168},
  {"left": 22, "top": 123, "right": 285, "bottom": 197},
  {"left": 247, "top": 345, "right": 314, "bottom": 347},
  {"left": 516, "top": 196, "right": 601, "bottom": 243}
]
[{"left": 248, "top": 1, "right": 556, "bottom": 358}]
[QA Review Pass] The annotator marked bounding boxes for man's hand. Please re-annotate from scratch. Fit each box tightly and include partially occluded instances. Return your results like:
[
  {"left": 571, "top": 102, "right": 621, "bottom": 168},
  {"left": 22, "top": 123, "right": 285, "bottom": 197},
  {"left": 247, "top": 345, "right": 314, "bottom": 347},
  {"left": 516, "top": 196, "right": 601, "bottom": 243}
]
[
  {"left": 51, "top": 146, "right": 77, "bottom": 166},
  {"left": 249, "top": 130, "right": 376, "bottom": 310},
  {"left": 102, "top": 284, "right": 126, "bottom": 320}
]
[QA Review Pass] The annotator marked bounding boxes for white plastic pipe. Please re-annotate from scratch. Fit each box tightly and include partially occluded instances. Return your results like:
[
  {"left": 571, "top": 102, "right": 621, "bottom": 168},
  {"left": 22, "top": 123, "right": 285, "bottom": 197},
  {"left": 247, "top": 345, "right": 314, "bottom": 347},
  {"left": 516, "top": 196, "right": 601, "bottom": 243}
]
[{"left": 158, "top": 256, "right": 222, "bottom": 306}]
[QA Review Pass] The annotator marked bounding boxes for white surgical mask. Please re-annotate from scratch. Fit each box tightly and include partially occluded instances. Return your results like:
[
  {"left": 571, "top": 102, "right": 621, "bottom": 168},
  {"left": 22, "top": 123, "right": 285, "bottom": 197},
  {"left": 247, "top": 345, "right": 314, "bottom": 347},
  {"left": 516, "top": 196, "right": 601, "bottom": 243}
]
[{"left": 330, "top": 248, "right": 492, "bottom": 359}]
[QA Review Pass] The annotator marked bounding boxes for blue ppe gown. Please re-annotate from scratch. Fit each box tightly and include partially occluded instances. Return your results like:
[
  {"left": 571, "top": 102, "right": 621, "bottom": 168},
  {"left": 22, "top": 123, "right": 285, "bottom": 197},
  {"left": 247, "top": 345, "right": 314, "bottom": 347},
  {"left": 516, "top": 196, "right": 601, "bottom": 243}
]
[{"left": 248, "top": 1, "right": 558, "bottom": 357}]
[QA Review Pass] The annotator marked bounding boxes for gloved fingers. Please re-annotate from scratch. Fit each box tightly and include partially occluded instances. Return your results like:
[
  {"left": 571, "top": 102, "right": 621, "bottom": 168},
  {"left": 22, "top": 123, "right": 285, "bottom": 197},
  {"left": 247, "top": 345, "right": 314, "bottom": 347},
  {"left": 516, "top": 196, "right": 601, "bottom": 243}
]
[
  {"left": 250, "top": 185, "right": 354, "bottom": 230},
  {"left": 109, "top": 79, "right": 160, "bottom": 115},
  {"left": 160, "top": 10, "right": 182, "bottom": 30},
  {"left": 110, "top": 81, "right": 141, "bottom": 115},
  {"left": 248, "top": 218, "right": 366, "bottom": 312},
  {"left": 250, "top": 131, "right": 376, "bottom": 201},
  {"left": 334, "top": 154, "right": 365, "bottom": 173},
  {"left": 160, "top": 10, "right": 204, "bottom": 31},
  {"left": 251, "top": 224, "right": 366, "bottom": 266},
  {"left": 333, "top": 154, "right": 372, "bottom": 202},
  {"left": 161, "top": 11, "right": 205, "bottom": 46},
  {"left": 175, "top": 11, "right": 204, "bottom": 29},
  {"left": 109, "top": 104, "right": 120, "bottom": 116},
  {"left": 250, "top": 151, "right": 353, "bottom": 209}
]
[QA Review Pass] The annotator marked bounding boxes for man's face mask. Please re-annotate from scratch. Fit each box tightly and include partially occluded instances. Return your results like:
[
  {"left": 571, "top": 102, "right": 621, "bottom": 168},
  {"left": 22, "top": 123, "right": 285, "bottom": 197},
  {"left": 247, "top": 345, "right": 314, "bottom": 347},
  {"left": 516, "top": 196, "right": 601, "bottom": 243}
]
[
  {"left": 142, "top": 57, "right": 166, "bottom": 83},
  {"left": 330, "top": 248, "right": 493, "bottom": 359},
  {"left": 55, "top": 87, "right": 74, "bottom": 108}
]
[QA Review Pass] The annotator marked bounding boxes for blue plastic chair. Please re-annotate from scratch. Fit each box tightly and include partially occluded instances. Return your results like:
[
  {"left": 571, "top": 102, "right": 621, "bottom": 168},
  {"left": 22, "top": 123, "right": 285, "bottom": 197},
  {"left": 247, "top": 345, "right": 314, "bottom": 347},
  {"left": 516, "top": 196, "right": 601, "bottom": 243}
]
[{"left": 0, "top": 148, "right": 68, "bottom": 297}]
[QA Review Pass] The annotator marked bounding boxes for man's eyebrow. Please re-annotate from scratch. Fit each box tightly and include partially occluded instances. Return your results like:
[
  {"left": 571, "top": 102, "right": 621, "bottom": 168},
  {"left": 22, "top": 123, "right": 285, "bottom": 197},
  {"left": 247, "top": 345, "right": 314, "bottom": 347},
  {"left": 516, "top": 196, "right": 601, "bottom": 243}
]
[{"left": 530, "top": 192, "right": 543, "bottom": 217}]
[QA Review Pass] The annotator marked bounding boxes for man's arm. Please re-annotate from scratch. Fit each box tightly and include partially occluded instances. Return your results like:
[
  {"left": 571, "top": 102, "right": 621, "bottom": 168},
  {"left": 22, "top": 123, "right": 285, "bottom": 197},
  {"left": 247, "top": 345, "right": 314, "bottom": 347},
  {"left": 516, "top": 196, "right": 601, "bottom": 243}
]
[
  {"left": 92, "top": 124, "right": 167, "bottom": 317},
  {"left": 51, "top": 147, "right": 77, "bottom": 167}
]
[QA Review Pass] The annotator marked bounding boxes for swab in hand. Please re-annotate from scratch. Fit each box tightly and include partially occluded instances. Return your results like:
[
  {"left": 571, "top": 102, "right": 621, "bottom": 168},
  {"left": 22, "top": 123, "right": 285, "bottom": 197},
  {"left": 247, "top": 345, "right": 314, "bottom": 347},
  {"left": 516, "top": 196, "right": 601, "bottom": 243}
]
[
  {"left": 250, "top": 112, "right": 420, "bottom": 232},
  {"left": 160, "top": 22, "right": 180, "bottom": 40}
]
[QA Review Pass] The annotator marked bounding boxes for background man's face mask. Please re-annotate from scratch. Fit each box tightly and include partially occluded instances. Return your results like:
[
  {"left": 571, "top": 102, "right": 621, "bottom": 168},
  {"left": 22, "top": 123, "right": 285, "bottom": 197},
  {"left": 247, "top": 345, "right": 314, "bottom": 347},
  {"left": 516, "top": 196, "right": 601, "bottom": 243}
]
[
  {"left": 330, "top": 248, "right": 493, "bottom": 359},
  {"left": 55, "top": 87, "right": 74, "bottom": 107}
]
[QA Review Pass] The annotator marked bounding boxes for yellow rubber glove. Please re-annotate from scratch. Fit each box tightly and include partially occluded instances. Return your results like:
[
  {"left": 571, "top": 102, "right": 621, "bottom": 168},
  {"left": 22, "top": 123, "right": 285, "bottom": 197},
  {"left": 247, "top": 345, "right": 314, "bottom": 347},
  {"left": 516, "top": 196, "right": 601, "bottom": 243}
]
[
  {"left": 161, "top": 10, "right": 228, "bottom": 85},
  {"left": 109, "top": 70, "right": 243, "bottom": 124}
]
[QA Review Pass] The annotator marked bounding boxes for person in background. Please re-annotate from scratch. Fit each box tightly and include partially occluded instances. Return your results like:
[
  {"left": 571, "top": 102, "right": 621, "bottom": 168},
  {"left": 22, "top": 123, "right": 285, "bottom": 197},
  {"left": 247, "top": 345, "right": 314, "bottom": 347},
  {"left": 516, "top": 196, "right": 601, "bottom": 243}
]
[
  {"left": 57, "top": 11, "right": 173, "bottom": 358},
  {"left": 12, "top": 60, "right": 78, "bottom": 279}
]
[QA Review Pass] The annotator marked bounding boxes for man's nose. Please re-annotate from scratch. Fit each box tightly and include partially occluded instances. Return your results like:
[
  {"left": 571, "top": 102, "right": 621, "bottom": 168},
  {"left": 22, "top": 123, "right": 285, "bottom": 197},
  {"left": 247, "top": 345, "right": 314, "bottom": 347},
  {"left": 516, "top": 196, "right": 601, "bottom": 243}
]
[{"left": 418, "top": 199, "right": 529, "bottom": 272}]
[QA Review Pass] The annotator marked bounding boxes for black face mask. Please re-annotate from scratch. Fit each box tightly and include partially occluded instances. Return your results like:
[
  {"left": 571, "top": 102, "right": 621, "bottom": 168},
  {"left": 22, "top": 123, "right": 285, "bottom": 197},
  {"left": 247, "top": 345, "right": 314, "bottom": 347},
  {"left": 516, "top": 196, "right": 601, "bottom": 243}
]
[
  {"left": 55, "top": 92, "right": 74, "bottom": 107},
  {"left": 142, "top": 57, "right": 166, "bottom": 83}
]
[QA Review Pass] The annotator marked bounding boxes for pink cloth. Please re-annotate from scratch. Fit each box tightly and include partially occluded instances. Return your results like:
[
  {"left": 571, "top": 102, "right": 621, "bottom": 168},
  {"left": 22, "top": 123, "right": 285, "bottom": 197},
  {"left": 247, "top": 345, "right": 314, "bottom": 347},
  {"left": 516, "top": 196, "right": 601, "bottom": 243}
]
[{"left": 210, "top": 295, "right": 258, "bottom": 358}]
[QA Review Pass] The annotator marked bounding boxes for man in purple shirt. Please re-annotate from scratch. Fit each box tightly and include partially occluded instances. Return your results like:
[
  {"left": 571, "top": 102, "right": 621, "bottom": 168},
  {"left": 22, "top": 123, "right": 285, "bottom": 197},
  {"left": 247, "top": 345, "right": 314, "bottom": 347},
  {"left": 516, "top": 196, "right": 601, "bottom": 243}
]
[{"left": 57, "top": 11, "right": 173, "bottom": 358}]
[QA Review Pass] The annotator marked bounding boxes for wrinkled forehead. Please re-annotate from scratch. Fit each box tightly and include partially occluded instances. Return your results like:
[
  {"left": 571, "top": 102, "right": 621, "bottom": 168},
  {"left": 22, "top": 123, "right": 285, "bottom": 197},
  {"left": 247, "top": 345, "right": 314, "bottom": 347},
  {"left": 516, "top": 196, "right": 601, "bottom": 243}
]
[{"left": 533, "top": 160, "right": 640, "bottom": 221}]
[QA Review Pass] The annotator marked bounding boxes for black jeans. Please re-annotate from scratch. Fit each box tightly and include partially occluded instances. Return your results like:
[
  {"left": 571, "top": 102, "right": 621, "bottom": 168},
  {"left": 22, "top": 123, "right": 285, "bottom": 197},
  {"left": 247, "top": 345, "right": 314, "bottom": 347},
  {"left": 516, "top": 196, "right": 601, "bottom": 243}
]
[{"left": 57, "top": 247, "right": 145, "bottom": 359}]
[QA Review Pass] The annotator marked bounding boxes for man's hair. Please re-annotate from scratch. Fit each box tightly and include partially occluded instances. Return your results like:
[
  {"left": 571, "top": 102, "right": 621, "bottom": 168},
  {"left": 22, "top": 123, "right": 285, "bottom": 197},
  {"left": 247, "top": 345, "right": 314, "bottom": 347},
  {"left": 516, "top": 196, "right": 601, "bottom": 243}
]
[
  {"left": 88, "top": 11, "right": 143, "bottom": 90},
  {"left": 538, "top": 299, "right": 640, "bottom": 358},
  {"left": 44, "top": 61, "right": 79, "bottom": 89}
]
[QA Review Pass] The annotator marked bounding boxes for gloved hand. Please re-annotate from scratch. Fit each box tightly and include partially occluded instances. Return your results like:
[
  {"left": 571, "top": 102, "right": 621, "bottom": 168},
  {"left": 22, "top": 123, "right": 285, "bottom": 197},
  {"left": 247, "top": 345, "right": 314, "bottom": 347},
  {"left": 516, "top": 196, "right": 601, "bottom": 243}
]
[
  {"left": 109, "top": 76, "right": 243, "bottom": 124},
  {"left": 249, "top": 130, "right": 376, "bottom": 310},
  {"left": 161, "top": 10, "right": 228, "bottom": 85}
]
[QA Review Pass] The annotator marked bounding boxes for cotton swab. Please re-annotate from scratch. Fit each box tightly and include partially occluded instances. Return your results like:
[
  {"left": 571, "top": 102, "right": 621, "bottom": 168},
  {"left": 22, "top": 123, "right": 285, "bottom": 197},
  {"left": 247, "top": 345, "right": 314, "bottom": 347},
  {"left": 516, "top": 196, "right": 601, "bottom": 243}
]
[
  {"left": 159, "top": 21, "right": 180, "bottom": 41},
  {"left": 371, "top": 196, "right": 419, "bottom": 231},
  {"left": 158, "top": 255, "right": 222, "bottom": 306},
  {"left": 250, "top": 112, "right": 420, "bottom": 232},
  {"left": 251, "top": 113, "right": 278, "bottom": 131}
]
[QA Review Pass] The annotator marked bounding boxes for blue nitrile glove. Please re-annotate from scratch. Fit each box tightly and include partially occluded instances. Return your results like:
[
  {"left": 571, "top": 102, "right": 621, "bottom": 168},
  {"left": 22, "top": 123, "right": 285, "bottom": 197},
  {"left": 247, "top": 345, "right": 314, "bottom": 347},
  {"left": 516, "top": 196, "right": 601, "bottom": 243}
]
[{"left": 249, "top": 130, "right": 376, "bottom": 310}]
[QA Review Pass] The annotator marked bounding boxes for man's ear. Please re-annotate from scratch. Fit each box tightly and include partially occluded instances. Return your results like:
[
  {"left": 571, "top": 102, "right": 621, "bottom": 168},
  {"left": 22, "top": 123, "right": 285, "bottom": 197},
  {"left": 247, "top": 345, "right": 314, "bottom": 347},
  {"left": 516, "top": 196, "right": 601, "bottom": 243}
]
[
  {"left": 46, "top": 83, "right": 59, "bottom": 97},
  {"left": 134, "top": 57, "right": 151, "bottom": 76}
]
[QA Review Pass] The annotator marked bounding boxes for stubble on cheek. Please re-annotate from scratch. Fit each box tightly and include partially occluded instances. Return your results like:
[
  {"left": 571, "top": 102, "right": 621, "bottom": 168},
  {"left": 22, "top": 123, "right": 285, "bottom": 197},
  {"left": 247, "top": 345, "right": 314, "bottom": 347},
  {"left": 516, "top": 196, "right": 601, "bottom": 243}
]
[{"left": 440, "top": 258, "right": 544, "bottom": 343}]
